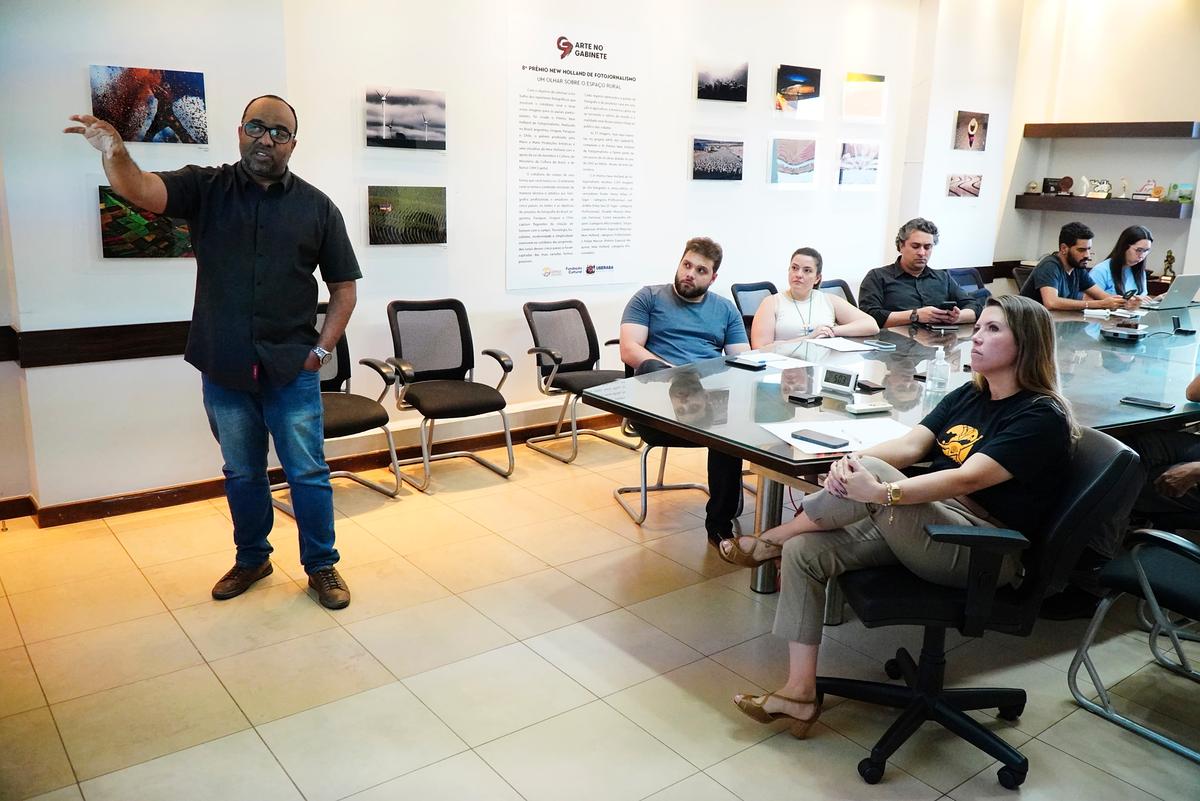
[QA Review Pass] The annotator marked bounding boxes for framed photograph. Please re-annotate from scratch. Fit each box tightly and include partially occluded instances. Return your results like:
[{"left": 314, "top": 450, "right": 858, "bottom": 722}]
[
  {"left": 692, "top": 137, "right": 743, "bottom": 181},
  {"left": 98, "top": 186, "right": 192, "bottom": 258},
  {"left": 775, "top": 64, "right": 822, "bottom": 119},
  {"left": 89, "top": 65, "right": 207, "bottom": 144},
  {"left": 953, "top": 110, "right": 988, "bottom": 151},
  {"left": 842, "top": 72, "right": 886, "bottom": 122},
  {"left": 946, "top": 174, "right": 982, "bottom": 197},
  {"left": 1042, "top": 177, "right": 1061, "bottom": 195},
  {"left": 367, "top": 186, "right": 447, "bottom": 244},
  {"left": 837, "top": 141, "right": 880, "bottom": 186},
  {"left": 696, "top": 62, "right": 748, "bottom": 102},
  {"left": 769, "top": 137, "right": 816, "bottom": 186},
  {"left": 365, "top": 87, "right": 446, "bottom": 150}
]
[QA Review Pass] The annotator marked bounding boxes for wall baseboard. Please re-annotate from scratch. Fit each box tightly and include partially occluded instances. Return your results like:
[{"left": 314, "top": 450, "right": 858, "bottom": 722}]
[
  {"left": 0, "top": 496, "right": 35, "bottom": 520},
  {"left": 31, "top": 412, "right": 625, "bottom": 528}
]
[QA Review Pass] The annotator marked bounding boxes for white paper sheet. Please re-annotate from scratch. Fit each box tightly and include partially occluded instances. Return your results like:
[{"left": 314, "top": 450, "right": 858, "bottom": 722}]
[
  {"left": 760, "top": 418, "right": 913, "bottom": 455},
  {"left": 806, "top": 337, "right": 875, "bottom": 352}
]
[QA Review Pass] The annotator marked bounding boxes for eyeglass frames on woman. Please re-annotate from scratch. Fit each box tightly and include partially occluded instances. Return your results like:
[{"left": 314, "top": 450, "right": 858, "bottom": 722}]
[
  {"left": 241, "top": 120, "right": 293, "bottom": 144},
  {"left": 1132, "top": 246, "right": 1152, "bottom": 255}
]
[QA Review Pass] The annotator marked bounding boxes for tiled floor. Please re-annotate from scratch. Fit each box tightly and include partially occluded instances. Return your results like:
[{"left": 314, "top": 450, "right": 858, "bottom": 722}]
[{"left": 2, "top": 433, "right": 1198, "bottom": 800}]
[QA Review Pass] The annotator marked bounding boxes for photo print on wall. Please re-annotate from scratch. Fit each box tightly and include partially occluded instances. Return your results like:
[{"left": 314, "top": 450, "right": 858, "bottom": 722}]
[
  {"left": 946, "top": 174, "right": 982, "bottom": 197},
  {"left": 368, "top": 186, "right": 447, "bottom": 244},
  {"left": 953, "top": 110, "right": 988, "bottom": 151},
  {"left": 692, "top": 138, "right": 744, "bottom": 180},
  {"left": 89, "top": 65, "right": 207, "bottom": 144},
  {"left": 775, "top": 64, "right": 822, "bottom": 118},
  {"left": 696, "top": 62, "right": 749, "bottom": 102},
  {"left": 770, "top": 138, "right": 816, "bottom": 185},
  {"left": 842, "top": 72, "right": 886, "bottom": 122},
  {"left": 838, "top": 142, "right": 880, "bottom": 186},
  {"left": 365, "top": 88, "right": 446, "bottom": 150},
  {"left": 98, "top": 186, "right": 193, "bottom": 258}
]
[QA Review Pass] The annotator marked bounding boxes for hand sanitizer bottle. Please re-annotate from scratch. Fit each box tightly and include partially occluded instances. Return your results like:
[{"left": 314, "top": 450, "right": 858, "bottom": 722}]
[{"left": 928, "top": 346, "right": 950, "bottom": 390}]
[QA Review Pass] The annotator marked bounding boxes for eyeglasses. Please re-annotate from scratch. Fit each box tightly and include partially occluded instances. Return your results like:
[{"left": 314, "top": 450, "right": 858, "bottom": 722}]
[
  {"left": 241, "top": 120, "right": 293, "bottom": 144},
  {"left": 1132, "top": 246, "right": 1152, "bottom": 255}
]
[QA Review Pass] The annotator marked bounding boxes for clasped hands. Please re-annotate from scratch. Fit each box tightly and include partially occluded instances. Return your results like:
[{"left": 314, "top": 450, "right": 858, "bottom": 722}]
[
  {"left": 916, "top": 305, "right": 960, "bottom": 325},
  {"left": 824, "top": 454, "right": 887, "bottom": 504},
  {"left": 1154, "top": 461, "right": 1200, "bottom": 498},
  {"left": 805, "top": 324, "right": 836, "bottom": 339}
]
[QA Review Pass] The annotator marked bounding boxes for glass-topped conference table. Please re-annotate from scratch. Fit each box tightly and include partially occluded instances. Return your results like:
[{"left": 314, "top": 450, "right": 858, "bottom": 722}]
[{"left": 582, "top": 306, "right": 1200, "bottom": 596}]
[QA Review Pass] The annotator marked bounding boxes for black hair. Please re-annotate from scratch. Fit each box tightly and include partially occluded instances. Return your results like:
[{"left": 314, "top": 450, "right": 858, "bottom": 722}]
[
  {"left": 1103, "top": 225, "right": 1153, "bottom": 294},
  {"left": 790, "top": 247, "right": 823, "bottom": 274},
  {"left": 1058, "top": 221, "right": 1094, "bottom": 248},
  {"left": 241, "top": 95, "right": 299, "bottom": 136}
]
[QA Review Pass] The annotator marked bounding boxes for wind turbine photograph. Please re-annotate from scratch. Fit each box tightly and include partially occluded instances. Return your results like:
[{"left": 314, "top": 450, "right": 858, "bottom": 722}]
[{"left": 365, "top": 87, "right": 446, "bottom": 149}]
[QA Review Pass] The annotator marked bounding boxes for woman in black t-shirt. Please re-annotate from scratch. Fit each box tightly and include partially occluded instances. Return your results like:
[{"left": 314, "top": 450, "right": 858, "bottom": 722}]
[{"left": 722, "top": 294, "right": 1075, "bottom": 738}]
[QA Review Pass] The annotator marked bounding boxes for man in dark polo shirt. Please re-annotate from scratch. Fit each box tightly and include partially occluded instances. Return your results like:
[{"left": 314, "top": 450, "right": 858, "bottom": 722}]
[
  {"left": 65, "top": 95, "right": 360, "bottom": 609},
  {"left": 1019, "top": 221, "right": 1128, "bottom": 312},
  {"left": 858, "top": 217, "right": 984, "bottom": 328}
]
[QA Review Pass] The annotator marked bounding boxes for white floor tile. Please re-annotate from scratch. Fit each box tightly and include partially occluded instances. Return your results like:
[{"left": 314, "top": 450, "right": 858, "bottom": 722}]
[
  {"left": 343, "top": 751, "right": 523, "bottom": 800},
  {"left": 627, "top": 580, "right": 776, "bottom": 655},
  {"left": 459, "top": 568, "right": 616, "bottom": 639}
]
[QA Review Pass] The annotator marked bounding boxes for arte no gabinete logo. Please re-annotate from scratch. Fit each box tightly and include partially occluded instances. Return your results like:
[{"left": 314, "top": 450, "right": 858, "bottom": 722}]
[{"left": 556, "top": 36, "right": 608, "bottom": 60}]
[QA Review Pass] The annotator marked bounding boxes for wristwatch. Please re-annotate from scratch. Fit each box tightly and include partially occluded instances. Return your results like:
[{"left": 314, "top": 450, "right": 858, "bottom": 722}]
[
  {"left": 312, "top": 346, "right": 333, "bottom": 366},
  {"left": 910, "top": 309, "right": 919, "bottom": 325}
]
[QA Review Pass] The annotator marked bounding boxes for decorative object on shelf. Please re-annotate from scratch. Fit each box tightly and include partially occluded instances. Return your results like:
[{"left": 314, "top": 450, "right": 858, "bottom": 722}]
[
  {"left": 953, "top": 110, "right": 988, "bottom": 150},
  {"left": 365, "top": 87, "right": 446, "bottom": 150},
  {"left": 1149, "top": 185, "right": 1166, "bottom": 201},
  {"left": 367, "top": 186, "right": 447, "bottom": 244},
  {"left": 1057, "top": 176, "right": 1074, "bottom": 196},
  {"left": 1087, "top": 178, "right": 1112, "bottom": 199},
  {"left": 89, "top": 65, "right": 208, "bottom": 144},
  {"left": 1163, "top": 249, "right": 1176, "bottom": 280},
  {"left": 1078, "top": 175, "right": 1088, "bottom": 197},
  {"left": 946, "top": 174, "right": 982, "bottom": 197},
  {"left": 1042, "top": 177, "right": 1061, "bottom": 194},
  {"left": 1138, "top": 179, "right": 1158, "bottom": 193},
  {"left": 1179, "top": 183, "right": 1195, "bottom": 203},
  {"left": 1119, "top": 178, "right": 1128, "bottom": 198},
  {"left": 1026, "top": 180, "right": 1040, "bottom": 194},
  {"left": 696, "top": 61, "right": 748, "bottom": 102},
  {"left": 1166, "top": 182, "right": 1181, "bottom": 201}
]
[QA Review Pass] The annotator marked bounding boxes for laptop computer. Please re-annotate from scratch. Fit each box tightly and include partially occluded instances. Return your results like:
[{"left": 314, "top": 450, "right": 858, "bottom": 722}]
[{"left": 1142, "top": 274, "right": 1200, "bottom": 310}]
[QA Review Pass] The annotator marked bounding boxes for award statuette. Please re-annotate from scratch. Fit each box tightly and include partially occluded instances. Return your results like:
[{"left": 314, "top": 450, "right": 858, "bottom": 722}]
[
  {"left": 1087, "top": 178, "right": 1112, "bottom": 199},
  {"left": 1057, "top": 176, "right": 1074, "bottom": 196},
  {"left": 1133, "top": 179, "right": 1158, "bottom": 200},
  {"left": 1119, "top": 178, "right": 1128, "bottom": 199},
  {"left": 1025, "top": 180, "right": 1040, "bottom": 194},
  {"left": 1042, "top": 177, "right": 1061, "bottom": 195}
]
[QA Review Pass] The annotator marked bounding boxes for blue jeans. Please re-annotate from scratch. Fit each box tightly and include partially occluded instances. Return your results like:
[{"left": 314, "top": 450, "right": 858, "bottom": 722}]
[{"left": 202, "top": 369, "right": 339, "bottom": 574}]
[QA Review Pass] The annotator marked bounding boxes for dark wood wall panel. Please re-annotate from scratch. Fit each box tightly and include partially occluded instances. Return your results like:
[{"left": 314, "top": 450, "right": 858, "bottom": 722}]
[{"left": 14, "top": 321, "right": 190, "bottom": 368}]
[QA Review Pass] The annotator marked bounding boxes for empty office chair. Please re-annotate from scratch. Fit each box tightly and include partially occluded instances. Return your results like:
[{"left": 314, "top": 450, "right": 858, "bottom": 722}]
[
  {"left": 1013, "top": 265, "right": 1034, "bottom": 293},
  {"left": 948, "top": 267, "right": 991, "bottom": 302},
  {"left": 385, "top": 299, "right": 514, "bottom": 491},
  {"left": 271, "top": 305, "right": 401, "bottom": 516},
  {"left": 818, "top": 278, "right": 856, "bottom": 306},
  {"left": 522, "top": 299, "right": 639, "bottom": 463},
  {"left": 816, "top": 428, "right": 1139, "bottom": 789},
  {"left": 730, "top": 281, "right": 778, "bottom": 330},
  {"left": 1068, "top": 528, "right": 1200, "bottom": 764}
]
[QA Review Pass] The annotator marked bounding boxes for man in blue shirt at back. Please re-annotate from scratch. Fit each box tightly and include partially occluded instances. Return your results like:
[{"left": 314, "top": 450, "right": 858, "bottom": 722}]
[{"left": 620, "top": 236, "right": 750, "bottom": 547}]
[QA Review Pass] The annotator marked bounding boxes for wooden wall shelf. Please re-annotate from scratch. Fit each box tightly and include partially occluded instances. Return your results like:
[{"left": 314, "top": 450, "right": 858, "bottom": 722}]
[
  {"left": 1014, "top": 194, "right": 1193, "bottom": 219},
  {"left": 1023, "top": 121, "right": 1200, "bottom": 139}
]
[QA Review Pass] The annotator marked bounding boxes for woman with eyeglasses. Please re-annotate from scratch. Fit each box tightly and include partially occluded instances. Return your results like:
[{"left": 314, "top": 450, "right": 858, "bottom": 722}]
[{"left": 1089, "top": 225, "right": 1156, "bottom": 299}]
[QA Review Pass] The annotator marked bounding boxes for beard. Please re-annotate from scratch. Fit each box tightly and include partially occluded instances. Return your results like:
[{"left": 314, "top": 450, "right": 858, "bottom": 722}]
[
  {"left": 1065, "top": 251, "right": 1089, "bottom": 270},
  {"left": 674, "top": 276, "right": 707, "bottom": 299},
  {"left": 240, "top": 143, "right": 287, "bottom": 181}
]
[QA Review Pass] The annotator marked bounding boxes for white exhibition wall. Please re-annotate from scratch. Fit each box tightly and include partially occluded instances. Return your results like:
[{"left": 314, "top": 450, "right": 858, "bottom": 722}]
[{"left": 0, "top": 0, "right": 1195, "bottom": 511}]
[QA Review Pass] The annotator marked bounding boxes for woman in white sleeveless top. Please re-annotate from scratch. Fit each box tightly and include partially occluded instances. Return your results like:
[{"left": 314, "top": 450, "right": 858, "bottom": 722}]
[{"left": 751, "top": 248, "right": 879, "bottom": 348}]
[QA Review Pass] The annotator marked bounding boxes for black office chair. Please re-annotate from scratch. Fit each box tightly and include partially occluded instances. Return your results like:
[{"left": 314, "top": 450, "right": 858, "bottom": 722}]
[
  {"left": 817, "top": 428, "right": 1140, "bottom": 789},
  {"left": 1068, "top": 528, "right": 1200, "bottom": 765},
  {"left": 1013, "top": 265, "right": 1034, "bottom": 293},
  {"left": 948, "top": 267, "right": 991, "bottom": 302},
  {"left": 522, "top": 299, "right": 639, "bottom": 463},
  {"left": 730, "top": 281, "right": 777, "bottom": 330},
  {"left": 271, "top": 305, "right": 402, "bottom": 516},
  {"left": 385, "top": 299, "right": 514, "bottom": 492},
  {"left": 818, "top": 278, "right": 856, "bottom": 306}
]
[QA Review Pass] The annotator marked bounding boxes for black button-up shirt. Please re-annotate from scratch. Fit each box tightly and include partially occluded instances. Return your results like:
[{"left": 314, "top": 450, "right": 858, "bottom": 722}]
[
  {"left": 857, "top": 260, "right": 984, "bottom": 327},
  {"left": 158, "top": 163, "right": 361, "bottom": 391}
]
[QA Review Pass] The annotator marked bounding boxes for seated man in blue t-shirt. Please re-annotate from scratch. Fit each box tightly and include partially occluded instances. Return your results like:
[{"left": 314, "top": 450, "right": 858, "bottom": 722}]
[
  {"left": 1019, "top": 221, "right": 1132, "bottom": 312},
  {"left": 620, "top": 236, "right": 749, "bottom": 547}
]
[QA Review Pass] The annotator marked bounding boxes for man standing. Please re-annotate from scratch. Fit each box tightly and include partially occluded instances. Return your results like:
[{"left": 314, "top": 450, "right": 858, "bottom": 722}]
[
  {"left": 620, "top": 237, "right": 749, "bottom": 546},
  {"left": 858, "top": 218, "right": 984, "bottom": 329},
  {"left": 65, "top": 95, "right": 360, "bottom": 609},
  {"left": 1020, "top": 221, "right": 1128, "bottom": 311}
]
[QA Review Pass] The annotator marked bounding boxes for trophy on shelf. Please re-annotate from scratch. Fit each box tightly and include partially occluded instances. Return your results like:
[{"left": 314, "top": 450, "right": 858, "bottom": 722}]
[
  {"left": 1163, "top": 250, "right": 1176, "bottom": 281},
  {"left": 1133, "top": 179, "right": 1157, "bottom": 201},
  {"left": 1025, "top": 180, "right": 1040, "bottom": 194},
  {"left": 1056, "top": 176, "right": 1074, "bottom": 196},
  {"left": 1086, "top": 178, "right": 1112, "bottom": 199},
  {"left": 1042, "top": 177, "right": 1061, "bottom": 195},
  {"left": 1119, "top": 178, "right": 1128, "bottom": 199}
]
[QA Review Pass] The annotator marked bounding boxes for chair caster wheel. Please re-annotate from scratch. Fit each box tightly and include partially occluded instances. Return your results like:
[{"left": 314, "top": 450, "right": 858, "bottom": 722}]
[
  {"left": 884, "top": 658, "right": 902, "bottom": 680},
  {"left": 997, "top": 703, "right": 1024, "bottom": 721},
  {"left": 997, "top": 765, "right": 1026, "bottom": 789},
  {"left": 858, "top": 758, "right": 885, "bottom": 784}
]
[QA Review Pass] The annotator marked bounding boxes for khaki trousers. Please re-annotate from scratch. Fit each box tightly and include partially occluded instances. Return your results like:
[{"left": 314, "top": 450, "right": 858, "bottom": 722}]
[{"left": 773, "top": 456, "right": 1019, "bottom": 645}]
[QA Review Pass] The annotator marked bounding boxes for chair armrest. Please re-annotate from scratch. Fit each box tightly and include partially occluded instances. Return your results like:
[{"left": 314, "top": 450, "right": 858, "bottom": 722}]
[
  {"left": 1128, "top": 527, "right": 1200, "bottom": 562},
  {"left": 527, "top": 347, "right": 562, "bottom": 395},
  {"left": 359, "top": 358, "right": 396, "bottom": 403},
  {"left": 481, "top": 348, "right": 513, "bottom": 392},
  {"left": 385, "top": 357, "right": 415, "bottom": 385},
  {"left": 926, "top": 525, "right": 1030, "bottom": 551},
  {"left": 925, "top": 524, "right": 1029, "bottom": 638},
  {"left": 527, "top": 346, "right": 563, "bottom": 364},
  {"left": 604, "top": 338, "right": 619, "bottom": 347}
]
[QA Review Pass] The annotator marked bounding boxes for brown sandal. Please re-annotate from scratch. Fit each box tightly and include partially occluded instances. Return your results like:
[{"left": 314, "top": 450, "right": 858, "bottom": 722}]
[
  {"left": 733, "top": 692, "right": 824, "bottom": 739},
  {"left": 718, "top": 534, "right": 782, "bottom": 568}
]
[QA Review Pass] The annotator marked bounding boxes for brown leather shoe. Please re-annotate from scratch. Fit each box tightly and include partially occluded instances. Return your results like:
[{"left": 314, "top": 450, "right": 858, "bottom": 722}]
[
  {"left": 211, "top": 561, "right": 273, "bottom": 600},
  {"left": 308, "top": 566, "right": 351, "bottom": 609}
]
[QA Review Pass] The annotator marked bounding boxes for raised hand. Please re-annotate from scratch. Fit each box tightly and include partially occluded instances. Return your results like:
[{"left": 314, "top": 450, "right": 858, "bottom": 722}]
[{"left": 64, "top": 114, "right": 122, "bottom": 157}]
